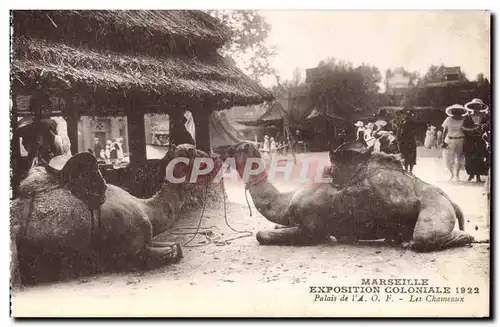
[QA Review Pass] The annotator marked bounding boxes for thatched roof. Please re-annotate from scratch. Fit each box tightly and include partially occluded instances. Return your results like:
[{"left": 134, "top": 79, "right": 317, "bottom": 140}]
[
  {"left": 12, "top": 10, "right": 231, "bottom": 57},
  {"left": 11, "top": 10, "right": 274, "bottom": 114}
]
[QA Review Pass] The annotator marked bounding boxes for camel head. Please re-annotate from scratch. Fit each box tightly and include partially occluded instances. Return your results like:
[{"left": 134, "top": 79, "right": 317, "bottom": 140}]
[
  {"left": 165, "top": 143, "right": 219, "bottom": 184},
  {"left": 224, "top": 141, "right": 262, "bottom": 177}
]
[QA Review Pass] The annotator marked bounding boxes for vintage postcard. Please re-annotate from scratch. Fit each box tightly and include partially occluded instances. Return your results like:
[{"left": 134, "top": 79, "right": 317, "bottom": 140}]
[{"left": 9, "top": 9, "right": 491, "bottom": 317}]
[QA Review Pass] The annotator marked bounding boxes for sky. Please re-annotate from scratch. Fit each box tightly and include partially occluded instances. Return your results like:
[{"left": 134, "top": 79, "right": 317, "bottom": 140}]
[{"left": 257, "top": 11, "right": 490, "bottom": 88}]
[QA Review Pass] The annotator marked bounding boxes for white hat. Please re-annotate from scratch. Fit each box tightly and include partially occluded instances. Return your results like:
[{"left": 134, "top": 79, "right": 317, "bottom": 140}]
[
  {"left": 445, "top": 104, "right": 469, "bottom": 117},
  {"left": 354, "top": 121, "right": 364, "bottom": 127},
  {"left": 375, "top": 120, "right": 387, "bottom": 127},
  {"left": 465, "top": 98, "right": 489, "bottom": 113}
]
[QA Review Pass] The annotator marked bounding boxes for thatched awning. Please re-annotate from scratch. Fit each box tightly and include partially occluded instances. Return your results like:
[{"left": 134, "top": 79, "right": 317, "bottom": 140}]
[
  {"left": 12, "top": 10, "right": 231, "bottom": 57},
  {"left": 11, "top": 36, "right": 274, "bottom": 113}
]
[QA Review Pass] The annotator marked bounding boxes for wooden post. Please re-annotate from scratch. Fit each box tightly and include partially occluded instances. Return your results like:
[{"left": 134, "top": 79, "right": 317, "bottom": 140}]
[
  {"left": 127, "top": 109, "right": 147, "bottom": 164},
  {"left": 193, "top": 109, "right": 211, "bottom": 154},
  {"left": 169, "top": 109, "right": 184, "bottom": 147},
  {"left": 63, "top": 95, "right": 80, "bottom": 155}
]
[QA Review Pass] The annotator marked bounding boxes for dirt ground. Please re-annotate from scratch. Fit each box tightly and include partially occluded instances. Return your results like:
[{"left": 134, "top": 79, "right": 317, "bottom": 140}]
[{"left": 11, "top": 147, "right": 490, "bottom": 317}]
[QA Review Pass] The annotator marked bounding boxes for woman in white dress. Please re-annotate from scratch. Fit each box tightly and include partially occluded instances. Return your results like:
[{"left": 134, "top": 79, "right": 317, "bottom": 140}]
[
  {"left": 429, "top": 126, "right": 437, "bottom": 148},
  {"left": 424, "top": 126, "right": 432, "bottom": 148},
  {"left": 441, "top": 104, "right": 468, "bottom": 181},
  {"left": 270, "top": 137, "right": 277, "bottom": 161},
  {"left": 261, "top": 135, "right": 270, "bottom": 159},
  {"left": 354, "top": 121, "right": 366, "bottom": 145},
  {"left": 364, "top": 122, "right": 376, "bottom": 148},
  {"left": 116, "top": 137, "right": 125, "bottom": 159}
]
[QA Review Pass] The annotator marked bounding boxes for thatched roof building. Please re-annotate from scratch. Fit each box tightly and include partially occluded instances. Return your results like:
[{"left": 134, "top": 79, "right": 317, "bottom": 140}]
[
  {"left": 11, "top": 10, "right": 273, "bottom": 113},
  {"left": 11, "top": 10, "right": 273, "bottom": 161}
]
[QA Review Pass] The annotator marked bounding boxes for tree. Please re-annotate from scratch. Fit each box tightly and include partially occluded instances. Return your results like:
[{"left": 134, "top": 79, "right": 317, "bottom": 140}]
[
  {"left": 270, "top": 66, "right": 305, "bottom": 97},
  {"left": 476, "top": 73, "right": 486, "bottom": 83},
  {"left": 290, "top": 67, "right": 303, "bottom": 87},
  {"left": 307, "top": 58, "right": 380, "bottom": 119},
  {"left": 317, "top": 57, "right": 353, "bottom": 71},
  {"left": 355, "top": 63, "right": 382, "bottom": 94},
  {"left": 207, "top": 10, "right": 276, "bottom": 82}
]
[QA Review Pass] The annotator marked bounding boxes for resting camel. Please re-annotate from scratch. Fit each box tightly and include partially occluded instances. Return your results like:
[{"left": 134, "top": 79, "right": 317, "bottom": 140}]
[
  {"left": 11, "top": 143, "right": 214, "bottom": 286},
  {"left": 223, "top": 141, "right": 474, "bottom": 252}
]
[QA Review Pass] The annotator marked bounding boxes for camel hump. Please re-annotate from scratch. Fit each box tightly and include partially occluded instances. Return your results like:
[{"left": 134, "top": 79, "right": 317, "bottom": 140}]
[
  {"left": 333, "top": 141, "right": 370, "bottom": 154},
  {"left": 330, "top": 141, "right": 372, "bottom": 163},
  {"left": 58, "top": 152, "right": 107, "bottom": 208}
]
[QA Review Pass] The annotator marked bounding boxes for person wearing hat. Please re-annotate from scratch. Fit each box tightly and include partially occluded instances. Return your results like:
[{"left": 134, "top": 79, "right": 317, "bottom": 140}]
[
  {"left": 462, "top": 99, "right": 489, "bottom": 182},
  {"left": 441, "top": 104, "right": 469, "bottom": 181},
  {"left": 354, "top": 121, "right": 366, "bottom": 146},
  {"left": 261, "top": 135, "right": 270, "bottom": 159}
]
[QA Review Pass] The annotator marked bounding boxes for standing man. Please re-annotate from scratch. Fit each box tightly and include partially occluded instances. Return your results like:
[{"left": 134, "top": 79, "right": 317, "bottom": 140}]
[
  {"left": 93, "top": 137, "right": 102, "bottom": 158},
  {"left": 295, "top": 129, "right": 302, "bottom": 153},
  {"left": 399, "top": 110, "right": 418, "bottom": 174}
]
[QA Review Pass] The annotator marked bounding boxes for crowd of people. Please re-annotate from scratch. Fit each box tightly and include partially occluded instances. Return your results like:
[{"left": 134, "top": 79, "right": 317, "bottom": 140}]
[
  {"left": 92, "top": 137, "right": 126, "bottom": 163},
  {"left": 259, "top": 132, "right": 298, "bottom": 163},
  {"left": 354, "top": 97, "right": 491, "bottom": 182},
  {"left": 254, "top": 97, "right": 491, "bottom": 185},
  {"left": 441, "top": 98, "right": 490, "bottom": 182}
]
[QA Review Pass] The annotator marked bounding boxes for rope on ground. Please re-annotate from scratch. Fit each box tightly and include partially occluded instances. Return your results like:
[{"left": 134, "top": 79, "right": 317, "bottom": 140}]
[
  {"left": 169, "top": 177, "right": 253, "bottom": 248},
  {"left": 244, "top": 187, "right": 253, "bottom": 217},
  {"left": 220, "top": 177, "right": 253, "bottom": 244},
  {"left": 182, "top": 181, "right": 211, "bottom": 247}
]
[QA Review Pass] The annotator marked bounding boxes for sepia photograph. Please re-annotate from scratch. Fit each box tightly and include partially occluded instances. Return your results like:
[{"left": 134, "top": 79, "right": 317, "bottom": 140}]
[{"left": 7, "top": 5, "right": 492, "bottom": 318}]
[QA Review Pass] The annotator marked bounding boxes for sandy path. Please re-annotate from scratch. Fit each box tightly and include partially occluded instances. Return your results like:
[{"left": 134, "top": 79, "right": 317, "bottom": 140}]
[{"left": 11, "top": 150, "right": 490, "bottom": 317}]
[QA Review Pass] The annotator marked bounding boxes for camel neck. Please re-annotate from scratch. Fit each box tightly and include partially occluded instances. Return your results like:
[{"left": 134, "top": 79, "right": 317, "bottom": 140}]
[
  {"left": 246, "top": 179, "right": 293, "bottom": 226},
  {"left": 144, "top": 183, "right": 183, "bottom": 236}
]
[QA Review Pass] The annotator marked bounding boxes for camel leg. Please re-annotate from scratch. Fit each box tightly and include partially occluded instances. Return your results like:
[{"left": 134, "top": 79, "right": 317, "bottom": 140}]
[
  {"left": 404, "top": 229, "right": 474, "bottom": 252},
  {"left": 119, "top": 217, "right": 183, "bottom": 270},
  {"left": 150, "top": 241, "right": 184, "bottom": 259},
  {"left": 256, "top": 226, "right": 328, "bottom": 246},
  {"left": 274, "top": 224, "right": 291, "bottom": 229},
  {"left": 138, "top": 243, "right": 183, "bottom": 269},
  {"left": 409, "top": 195, "right": 474, "bottom": 252}
]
